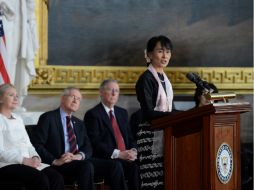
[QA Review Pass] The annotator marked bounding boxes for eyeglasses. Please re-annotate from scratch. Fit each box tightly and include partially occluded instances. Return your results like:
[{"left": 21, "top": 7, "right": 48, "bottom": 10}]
[
  {"left": 104, "top": 88, "right": 120, "bottom": 94},
  {"left": 65, "top": 95, "right": 81, "bottom": 101}
]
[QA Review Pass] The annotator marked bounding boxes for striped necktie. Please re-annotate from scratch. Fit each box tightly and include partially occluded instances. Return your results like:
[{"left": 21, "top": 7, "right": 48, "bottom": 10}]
[{"left": 66, "top": 116, "right": 78, "bottom": 154}]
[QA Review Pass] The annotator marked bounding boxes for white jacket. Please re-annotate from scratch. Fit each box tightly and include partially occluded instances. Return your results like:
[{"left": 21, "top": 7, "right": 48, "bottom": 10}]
[{"left": 0, "top": 113, "right": 39, "bottom": 168}]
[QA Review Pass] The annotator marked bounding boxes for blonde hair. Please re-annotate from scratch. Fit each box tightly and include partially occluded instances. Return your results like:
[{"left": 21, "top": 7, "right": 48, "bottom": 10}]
[{"left": 0, "top": 84, "right": 15, "bottom": 98}]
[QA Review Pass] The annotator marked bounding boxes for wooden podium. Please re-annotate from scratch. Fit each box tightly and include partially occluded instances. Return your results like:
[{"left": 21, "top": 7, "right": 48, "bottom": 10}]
[{"left": 151, "top": 102, "right": 251, "bottom": 190}]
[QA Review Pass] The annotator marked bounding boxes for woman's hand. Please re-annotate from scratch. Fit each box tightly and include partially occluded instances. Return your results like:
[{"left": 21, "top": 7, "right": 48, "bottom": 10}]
[{"left": 22, "top": 157, "right": 41, "bottom": 168}]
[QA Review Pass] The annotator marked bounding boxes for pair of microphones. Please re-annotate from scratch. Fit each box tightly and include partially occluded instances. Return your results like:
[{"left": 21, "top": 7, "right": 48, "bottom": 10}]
[{"left": 186, "top": 72, "right": 214, "bottom": 93}]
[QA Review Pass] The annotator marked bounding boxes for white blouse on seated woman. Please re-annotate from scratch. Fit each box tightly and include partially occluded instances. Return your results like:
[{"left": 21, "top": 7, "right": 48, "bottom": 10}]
[{"left": 0, "top": 113, "right": 48, "bottom": 170}]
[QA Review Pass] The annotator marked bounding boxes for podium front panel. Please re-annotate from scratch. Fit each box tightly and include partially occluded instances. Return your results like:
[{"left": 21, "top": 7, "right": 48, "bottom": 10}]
[
  {"left": 164, "top": 117, "right": 204, "bottom": 190},
  {"left": 212, "top": 114, "right": 240, "bottom": 190}
]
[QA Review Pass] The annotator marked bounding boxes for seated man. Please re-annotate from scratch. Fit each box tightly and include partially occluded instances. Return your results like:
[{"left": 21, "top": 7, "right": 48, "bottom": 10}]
[
  {"left": 32, "top": 87, "right": 126, "bottom": 190},
  {"left": 84, "top": 79, "right": 140, "bottom": 190}
]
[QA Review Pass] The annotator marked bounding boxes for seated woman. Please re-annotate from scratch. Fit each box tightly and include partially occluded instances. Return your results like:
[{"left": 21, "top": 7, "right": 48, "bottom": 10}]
[
  {"left": 194, "top": 82, "right": 218, "bottom": 107},
  {"left": 0, "top": 84, "right": 64, "bottom": 190}
]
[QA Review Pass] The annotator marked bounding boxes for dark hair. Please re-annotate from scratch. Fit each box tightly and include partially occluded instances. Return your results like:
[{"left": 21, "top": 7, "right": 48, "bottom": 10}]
[
  {"left": 194, "top": 82, "right": 218, "bottom": 107},
  {"left": 146, "top": 35, "right": 173, "bottom": 53}
]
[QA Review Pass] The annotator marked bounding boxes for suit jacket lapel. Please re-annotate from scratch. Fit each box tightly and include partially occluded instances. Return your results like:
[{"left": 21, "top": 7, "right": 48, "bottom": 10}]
[
  {"left": 100, "top": 103, "right": 127, "bottom": 146},
  {"left": 55, "top": 109, "right": 65, "bottom": 151},
  {"left": 71, "top": 117, "right": 80, "bottom": 145},
  {"left": 99, "top": 103, "right": 115, "bottom": 137}
]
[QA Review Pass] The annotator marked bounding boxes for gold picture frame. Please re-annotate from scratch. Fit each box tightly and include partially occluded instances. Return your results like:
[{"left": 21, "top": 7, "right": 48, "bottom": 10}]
[{"left": 29, "top": 0, "right": 253, "bottom": 95}]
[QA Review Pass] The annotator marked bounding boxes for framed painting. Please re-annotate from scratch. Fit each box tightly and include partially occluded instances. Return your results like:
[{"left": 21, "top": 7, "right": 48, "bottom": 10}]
[{"left": 29, "top": 0, "right": 253, "bottom": 95}]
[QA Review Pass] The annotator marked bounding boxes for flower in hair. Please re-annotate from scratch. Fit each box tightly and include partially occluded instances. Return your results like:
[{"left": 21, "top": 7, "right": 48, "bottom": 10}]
[{"left": 144, "top": 49, "right": 150, "bottom": 63}]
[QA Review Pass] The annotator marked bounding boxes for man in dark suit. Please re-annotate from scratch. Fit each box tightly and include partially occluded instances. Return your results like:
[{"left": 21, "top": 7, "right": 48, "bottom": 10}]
[
  {"left": 33, "top": 87, "right": 126, "bottom": 190},
  {"left": 84, "top": 79, "right": 140, "bottom": 190}
]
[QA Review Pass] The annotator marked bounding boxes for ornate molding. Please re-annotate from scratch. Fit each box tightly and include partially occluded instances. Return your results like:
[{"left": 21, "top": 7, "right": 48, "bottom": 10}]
[{"left": 29, "top": 66, "right": 253, "bottom": 94}]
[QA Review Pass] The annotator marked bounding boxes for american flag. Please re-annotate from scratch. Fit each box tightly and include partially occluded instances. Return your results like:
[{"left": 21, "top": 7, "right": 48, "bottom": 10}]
[{"left": 0, "top": 19, "right": 10, "bottom": 83}]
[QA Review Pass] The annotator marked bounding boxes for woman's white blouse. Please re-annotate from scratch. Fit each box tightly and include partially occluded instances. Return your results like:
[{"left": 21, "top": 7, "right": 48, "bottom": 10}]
[{"left": 0, "top": 113, "right": 39, "bottom": 168}]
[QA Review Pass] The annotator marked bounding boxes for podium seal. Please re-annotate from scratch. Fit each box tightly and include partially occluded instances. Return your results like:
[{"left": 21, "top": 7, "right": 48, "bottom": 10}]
[{"left": 216, "top": 143, "right": 233, "bottom": 184}]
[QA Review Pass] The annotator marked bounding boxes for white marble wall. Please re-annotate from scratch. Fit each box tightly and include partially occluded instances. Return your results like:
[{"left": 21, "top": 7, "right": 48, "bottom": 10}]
[
  {"left": 21, "top": 94, "right": 140, "bottom": 120},
  {"left": 21, "top": 94, "right": 253, "bottom": 143}
]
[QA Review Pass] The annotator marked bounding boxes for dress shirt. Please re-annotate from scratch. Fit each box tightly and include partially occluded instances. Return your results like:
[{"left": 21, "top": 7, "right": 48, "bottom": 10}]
[
  {"left": 101, "top": 103, "right": 121, "bottom": 159},
  {"left": 60, "top": 108, "right": 85, "bottom": 159}
]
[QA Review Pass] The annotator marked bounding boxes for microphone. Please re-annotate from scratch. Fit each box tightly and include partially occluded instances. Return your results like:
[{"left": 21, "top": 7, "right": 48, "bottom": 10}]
[{"left": 186, "top": 73, "right": 213, "bottom": 93}]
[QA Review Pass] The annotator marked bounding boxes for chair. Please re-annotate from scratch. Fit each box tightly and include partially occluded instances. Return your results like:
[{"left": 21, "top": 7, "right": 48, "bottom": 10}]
[
  {"left": 94, "top": 178, "right": 105, "bottom": 190},
  {"left": 25, "top": 125, "right": 107, "bottom": 190},
  {"left": 63, "top": 176, "right": 106, "bottom": 190}
]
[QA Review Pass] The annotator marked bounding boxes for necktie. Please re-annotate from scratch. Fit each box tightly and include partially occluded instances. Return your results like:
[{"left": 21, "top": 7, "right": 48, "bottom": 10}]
[
  {"left": 109, "top": 110, "right": 126, "bottom": 151},
  {"left": 66, "top": 116, "right": 78, "bottom": 154}
]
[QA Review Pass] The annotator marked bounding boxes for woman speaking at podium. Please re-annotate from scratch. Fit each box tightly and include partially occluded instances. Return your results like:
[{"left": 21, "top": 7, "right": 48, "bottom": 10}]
[{"left": 135, "top": 35, "right": 179, "bottom": 190}]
